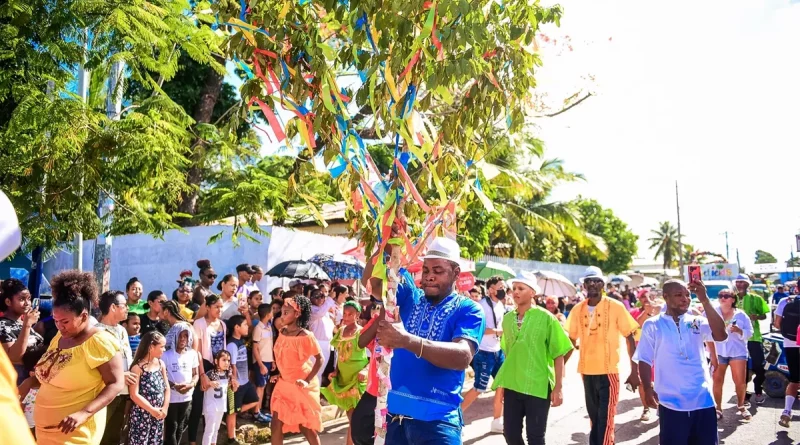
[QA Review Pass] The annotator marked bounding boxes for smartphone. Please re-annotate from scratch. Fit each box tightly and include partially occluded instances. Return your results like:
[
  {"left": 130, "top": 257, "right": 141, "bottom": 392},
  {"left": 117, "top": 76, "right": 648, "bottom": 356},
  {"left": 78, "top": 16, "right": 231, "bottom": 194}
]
[
  {"left": 31, "top": 298, "right": 40, "bottom": 311},
  {"left": 688, "top": 265, "right": 702, "bottom": 282}
]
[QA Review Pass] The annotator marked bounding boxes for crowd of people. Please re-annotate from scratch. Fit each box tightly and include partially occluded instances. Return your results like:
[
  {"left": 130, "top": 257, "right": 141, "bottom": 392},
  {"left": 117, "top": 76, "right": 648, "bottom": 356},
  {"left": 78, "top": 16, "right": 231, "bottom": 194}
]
[{"left": 0, "top": 231, "right": 798, "bottom": 445}]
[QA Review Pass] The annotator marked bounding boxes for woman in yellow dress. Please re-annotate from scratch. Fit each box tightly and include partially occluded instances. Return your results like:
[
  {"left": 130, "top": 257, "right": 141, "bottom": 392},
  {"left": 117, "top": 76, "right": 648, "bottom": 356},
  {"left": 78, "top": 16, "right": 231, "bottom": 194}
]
[{"left": 34, "top": 271, "right": 125, "bottom": 445}]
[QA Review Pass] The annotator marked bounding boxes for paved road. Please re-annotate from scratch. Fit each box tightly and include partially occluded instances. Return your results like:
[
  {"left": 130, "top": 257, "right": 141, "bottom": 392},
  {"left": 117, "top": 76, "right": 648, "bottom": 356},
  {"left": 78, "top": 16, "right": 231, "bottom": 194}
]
[{"left": 287, "top": 341, "right": 797, "bottom": 445}]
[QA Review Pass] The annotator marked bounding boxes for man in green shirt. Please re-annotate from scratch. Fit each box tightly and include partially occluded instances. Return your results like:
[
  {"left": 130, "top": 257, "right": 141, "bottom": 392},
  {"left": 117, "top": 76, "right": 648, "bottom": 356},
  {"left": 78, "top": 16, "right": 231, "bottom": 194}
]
[
  {"left": 492, "top": 272, "right": 573, "bottom": 445},
  {"left": 735, "top": 274, "right": 770, "bottom": 404}
]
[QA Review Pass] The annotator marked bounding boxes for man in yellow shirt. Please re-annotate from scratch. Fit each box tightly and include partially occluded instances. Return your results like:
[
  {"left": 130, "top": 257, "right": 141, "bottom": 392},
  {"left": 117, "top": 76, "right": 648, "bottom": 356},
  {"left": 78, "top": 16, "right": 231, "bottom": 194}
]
[{"left": 565, "top": 266, "right": 640, "bottom": 445}]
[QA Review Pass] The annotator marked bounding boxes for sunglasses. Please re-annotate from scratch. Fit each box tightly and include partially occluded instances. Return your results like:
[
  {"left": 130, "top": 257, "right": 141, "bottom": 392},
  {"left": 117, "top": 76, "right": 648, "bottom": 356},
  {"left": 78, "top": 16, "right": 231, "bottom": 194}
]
[
  {"left": 205, "top": 274, "right": 218, "bottom": 279},
  {"left": 584, "top": 279, "right": 604, "bottom": 284},
  {"left": 720, "top": 294, "right": 735, "bottom": 300},
  {"left": 178, "top": 289, "right": 191, "bottom": 293}
]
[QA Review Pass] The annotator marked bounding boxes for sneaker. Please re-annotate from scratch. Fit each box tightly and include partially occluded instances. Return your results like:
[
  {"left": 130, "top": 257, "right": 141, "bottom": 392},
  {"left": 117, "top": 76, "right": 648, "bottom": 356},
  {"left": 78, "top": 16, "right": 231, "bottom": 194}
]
[
  {"left": 640, "top": 408, "right": 650, "bottom": 422},
  {"left": 227, "top": 438, "right": 241, "bottom": 445},
  {"left": 779, "top": 411, "right": 791, "bottom": 428},
  {"left": 754, "top": 394, "right": 766, "bottom": 405},
  {"left": 255, "top": 411, "right": 272, "bottom": 424},
  {"left": 490, "top": 417, "right": 504, "bottom": 434}
]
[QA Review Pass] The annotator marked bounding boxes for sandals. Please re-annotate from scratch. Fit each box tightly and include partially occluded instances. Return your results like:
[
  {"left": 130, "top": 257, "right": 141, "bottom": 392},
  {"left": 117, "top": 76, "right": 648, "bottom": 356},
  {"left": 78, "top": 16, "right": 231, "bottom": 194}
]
[
  {"left": 779, "top": 411, "right": 791, "bottom": 428},
  {"left": 737, "top": 406, "right": 752, "bottom": 421}
]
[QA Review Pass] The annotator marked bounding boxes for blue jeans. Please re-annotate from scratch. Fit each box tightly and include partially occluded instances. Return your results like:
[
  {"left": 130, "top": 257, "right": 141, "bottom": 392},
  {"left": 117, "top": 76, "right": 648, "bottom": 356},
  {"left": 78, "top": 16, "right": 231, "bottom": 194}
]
[
  {"left": 472, "top": 349, "right": 504, "bottom": 392},
  {"left": 386, "top": 414, "right": 462, "bottom": 445}
]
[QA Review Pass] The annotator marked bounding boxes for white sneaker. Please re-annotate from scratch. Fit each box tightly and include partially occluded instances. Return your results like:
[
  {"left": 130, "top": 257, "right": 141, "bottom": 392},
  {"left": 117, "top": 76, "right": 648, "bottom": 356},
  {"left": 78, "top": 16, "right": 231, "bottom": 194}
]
[
  {"left": 754, "top": 394, "right": 766, "bottom": 405},
  {"left": 490, "top": 417, "right": 504, "bottom": 434}
]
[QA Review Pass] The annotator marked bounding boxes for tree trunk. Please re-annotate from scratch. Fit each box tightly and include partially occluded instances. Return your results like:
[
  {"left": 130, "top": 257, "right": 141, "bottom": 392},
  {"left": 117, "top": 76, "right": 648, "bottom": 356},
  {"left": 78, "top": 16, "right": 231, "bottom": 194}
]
[{"left": 178, "top": 58, "right": 225, "bottom": 217}]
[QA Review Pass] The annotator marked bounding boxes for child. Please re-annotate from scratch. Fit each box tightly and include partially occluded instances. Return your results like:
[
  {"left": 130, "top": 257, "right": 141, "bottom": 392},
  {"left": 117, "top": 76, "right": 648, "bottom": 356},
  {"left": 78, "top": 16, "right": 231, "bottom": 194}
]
[
  {"left": 163, "top": 324, "right": 199, "bottom": 445},
  {"left": 202, "top": 350, "right": 232, "bottom": 445},
  {"left": 123, "top": 312, "right": 142, "bottom": 354},
  {"left": 128, "top": 331, "right": 170, "bottom": 445},
  {"left": 225, "top": 315, "right": 262, "bottom": 443},
  {"left": 270, "top": 295, "right": 324, "bottom": 445},
  {"left": 18, "top": 373, "right": 40, "bottom": 437},
  {"left": 247, "top": 291, "right": 263, "bottom": 326},
  {"left": 321, "top": 301, "right": 369, "bottom": 445},
  {"left": 251, "top": 303, "right": 274, "bottom": 423}
]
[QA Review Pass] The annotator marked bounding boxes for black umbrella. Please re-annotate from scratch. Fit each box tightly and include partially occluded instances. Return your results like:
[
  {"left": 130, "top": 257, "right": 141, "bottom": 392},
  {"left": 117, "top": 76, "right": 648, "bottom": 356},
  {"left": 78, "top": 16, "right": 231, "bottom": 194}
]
[{"left": 266, "top": 260, "right": 331, "bottom": 280}]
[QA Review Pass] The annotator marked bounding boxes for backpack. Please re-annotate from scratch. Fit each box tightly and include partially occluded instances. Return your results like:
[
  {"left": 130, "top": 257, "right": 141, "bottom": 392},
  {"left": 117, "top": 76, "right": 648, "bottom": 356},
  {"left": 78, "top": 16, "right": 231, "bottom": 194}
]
[{"left": 780, "top": 297, "right": 800, "bottom": 342}]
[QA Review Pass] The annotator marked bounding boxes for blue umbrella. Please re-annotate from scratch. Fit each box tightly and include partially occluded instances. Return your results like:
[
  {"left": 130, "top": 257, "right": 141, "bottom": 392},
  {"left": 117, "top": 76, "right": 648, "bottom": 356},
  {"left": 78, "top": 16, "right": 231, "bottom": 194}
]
[{"left": 308, "top": 253, "right": 365, "bottom": 280}]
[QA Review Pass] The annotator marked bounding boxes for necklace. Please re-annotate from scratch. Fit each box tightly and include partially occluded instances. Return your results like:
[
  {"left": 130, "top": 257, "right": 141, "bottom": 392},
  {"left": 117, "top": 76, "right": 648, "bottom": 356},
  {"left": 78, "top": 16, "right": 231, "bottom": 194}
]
[{"left": 282, "top": 326, "right": 303, "bottom": 336}]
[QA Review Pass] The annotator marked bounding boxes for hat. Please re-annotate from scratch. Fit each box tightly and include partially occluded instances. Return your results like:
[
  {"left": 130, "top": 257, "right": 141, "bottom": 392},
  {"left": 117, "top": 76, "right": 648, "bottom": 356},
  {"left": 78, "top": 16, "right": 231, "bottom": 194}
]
[
  {"left": 421, "top": 237, "right": 463, "bottom": 266},
  {"left": 236, "top": 263, "right": 254, "bottom": 274},
  {"left": 734, "top": 274, "right": 752, "bottom": 285},
  {"left": 580, "top": 266, "right": 607, "bottom": 284},
  {"left": 289, "top": 279, "right": 305, "bottom": 288},
  {"left": 508, "top": 271, "right": 542, "bottom": 295}
]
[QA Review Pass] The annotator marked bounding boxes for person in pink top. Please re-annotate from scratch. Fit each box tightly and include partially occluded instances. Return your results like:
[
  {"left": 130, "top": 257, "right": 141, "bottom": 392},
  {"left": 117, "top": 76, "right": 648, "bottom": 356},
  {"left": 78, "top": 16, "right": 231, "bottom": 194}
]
[{"left": 348, "top": 307, "right": 383, "bottom": 445}]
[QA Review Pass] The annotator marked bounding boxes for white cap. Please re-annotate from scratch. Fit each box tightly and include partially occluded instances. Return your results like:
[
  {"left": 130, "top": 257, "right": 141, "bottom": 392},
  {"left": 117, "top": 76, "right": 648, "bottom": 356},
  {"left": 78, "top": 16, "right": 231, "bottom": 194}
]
[
  {"left": 580, "top": 266, "right": 607, "bottom": 284},
  {"left": 421, "top": 237, "right": 463, "bottom": 266},
  {"left": 734, "top": 274, "right": 752, "bottom": 285},
  {"left": 0, "top": 191, "right": 21, "bottom": 261},
  {"left": 509, "top": 271, "right": 542, "bottom": 295}
]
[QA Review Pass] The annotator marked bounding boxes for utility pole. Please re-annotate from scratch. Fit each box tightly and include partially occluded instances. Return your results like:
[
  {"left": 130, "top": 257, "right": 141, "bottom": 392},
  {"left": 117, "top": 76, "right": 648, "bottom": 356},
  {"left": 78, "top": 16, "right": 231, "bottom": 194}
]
[
  {"left": 93, "top": 61, "right": 124, "bottom": 292},
  {"left": 676, "top": 181, "right": 685, "bottom": 272},
  {"left": 721, "top": 231, "right": 730, "bottom": 260}
]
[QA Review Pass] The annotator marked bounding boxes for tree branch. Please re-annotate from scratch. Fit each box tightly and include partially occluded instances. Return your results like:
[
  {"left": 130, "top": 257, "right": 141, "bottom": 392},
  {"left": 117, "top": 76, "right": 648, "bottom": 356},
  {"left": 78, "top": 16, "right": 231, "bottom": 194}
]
[{"left": 534, "top": 92, "right": 593, "bottom": 118}]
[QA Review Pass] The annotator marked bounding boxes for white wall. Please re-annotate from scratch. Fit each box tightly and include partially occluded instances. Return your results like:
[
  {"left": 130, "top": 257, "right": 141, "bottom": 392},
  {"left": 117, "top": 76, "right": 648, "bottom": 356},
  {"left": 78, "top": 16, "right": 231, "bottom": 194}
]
[{"left": 49, "top": 225, "right": 357, "bottom": 296}]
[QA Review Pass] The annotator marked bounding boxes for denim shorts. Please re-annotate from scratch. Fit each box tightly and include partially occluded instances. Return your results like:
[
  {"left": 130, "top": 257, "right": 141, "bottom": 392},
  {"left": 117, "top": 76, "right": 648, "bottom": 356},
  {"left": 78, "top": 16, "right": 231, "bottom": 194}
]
[
  {"left": 472, "top": 349, "right": 504, "bottom": 392},
  {"left": 386, "top": 414, "right": 461, "bottom": 445},
  {"left": 717, "top": 355, "right": 747, "bottom": 365},
  {"left": 254, "top": 361, "right": 273, "bottom": 387}
]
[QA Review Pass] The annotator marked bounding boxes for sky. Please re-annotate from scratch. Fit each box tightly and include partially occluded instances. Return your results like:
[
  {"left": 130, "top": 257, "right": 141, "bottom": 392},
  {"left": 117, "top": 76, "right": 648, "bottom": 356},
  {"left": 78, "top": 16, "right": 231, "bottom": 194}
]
[
  {"left": 237, "top": 0, "right": 800, "bottom": 270},
  {"left": 533, "top": 0, "right": 800, "bottom": 269}
]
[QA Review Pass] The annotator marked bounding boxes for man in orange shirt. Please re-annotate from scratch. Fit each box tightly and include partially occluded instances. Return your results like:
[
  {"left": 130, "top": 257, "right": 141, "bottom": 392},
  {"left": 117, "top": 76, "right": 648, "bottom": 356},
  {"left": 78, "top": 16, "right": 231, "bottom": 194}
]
[{"left": 565, "top": 266, "right": 640, "bottom": 445}]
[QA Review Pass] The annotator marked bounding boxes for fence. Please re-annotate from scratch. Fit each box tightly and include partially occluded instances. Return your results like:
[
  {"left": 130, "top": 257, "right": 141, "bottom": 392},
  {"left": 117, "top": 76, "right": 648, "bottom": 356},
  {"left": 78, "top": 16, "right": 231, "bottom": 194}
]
[{"left": 480, "top": 255, "right": 589, "bottom": 283}]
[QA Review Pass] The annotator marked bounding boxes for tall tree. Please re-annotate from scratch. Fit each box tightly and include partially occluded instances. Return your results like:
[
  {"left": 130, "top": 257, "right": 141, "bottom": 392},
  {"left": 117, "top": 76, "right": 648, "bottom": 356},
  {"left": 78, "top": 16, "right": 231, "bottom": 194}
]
[
  {"left": 566, "top": 199, "right": 638, "bottom": 274},
  {"left": 787, "top": 257, "right": 800, "bottom": 268},
  {"left": 0, "top": 0, "right": 223, "bottom": 253},
  {"left": 648, "top": 221, "right": 681, "bottom": 269},
  {"left": 754, "top": 250, "right": 778, "bottom": 264}
]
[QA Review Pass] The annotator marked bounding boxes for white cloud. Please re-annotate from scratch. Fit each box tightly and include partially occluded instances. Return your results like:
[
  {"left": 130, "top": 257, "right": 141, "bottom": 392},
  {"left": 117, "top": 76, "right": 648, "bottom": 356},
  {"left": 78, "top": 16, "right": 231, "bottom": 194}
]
[{"left": 537, "top": 0, "right": 800, "bottom": 268}]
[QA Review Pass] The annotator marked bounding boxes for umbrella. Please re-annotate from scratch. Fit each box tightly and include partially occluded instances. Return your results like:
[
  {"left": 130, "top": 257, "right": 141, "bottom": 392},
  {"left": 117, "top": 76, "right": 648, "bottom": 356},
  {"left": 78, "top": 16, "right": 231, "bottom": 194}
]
[
  {"left": 610, "top": 274, "right": 631, "bottom": 284},
  {"left": 628, "top": 273, "right": 645, "bottom": 287},
  {"left": 265, "top": 260, "right": 330, "bottom": 280},
  {"left": 474, "top": 261, "right": 516, "bottom": 280},
  {"left": 641, "top": 276, "right": 660, "bottom": 287},
  {"left": 308, "top": 253, "right": 365, "bottom": 280},
  {"left": 532, "top": 270, "right": 577, "bottom": 297}
]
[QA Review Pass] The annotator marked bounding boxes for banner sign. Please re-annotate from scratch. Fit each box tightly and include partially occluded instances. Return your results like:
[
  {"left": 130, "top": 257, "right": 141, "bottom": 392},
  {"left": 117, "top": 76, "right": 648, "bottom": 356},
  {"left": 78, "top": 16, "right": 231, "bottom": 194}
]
[
  {"left": 456, "top": 272, "right": 476, "bottom": 292},
  {"left": 685, "top": 263, "right": 739, "bottom": 281}
]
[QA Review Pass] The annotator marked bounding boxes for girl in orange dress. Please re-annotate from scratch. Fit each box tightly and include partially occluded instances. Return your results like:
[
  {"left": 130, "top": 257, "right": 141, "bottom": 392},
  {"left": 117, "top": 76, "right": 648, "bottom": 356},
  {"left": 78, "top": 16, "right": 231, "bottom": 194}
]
[{"left": 270, "top": 295, "right": 324, "bottom": 445}]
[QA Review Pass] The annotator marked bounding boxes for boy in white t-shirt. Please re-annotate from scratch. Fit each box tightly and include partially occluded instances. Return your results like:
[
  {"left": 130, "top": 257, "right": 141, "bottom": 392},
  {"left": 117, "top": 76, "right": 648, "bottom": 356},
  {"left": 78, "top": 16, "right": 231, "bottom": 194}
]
[
  {"left": 162, "top": 324, "right": 199, "bottom": 445},
  {"left": 251, "top": 303, "right": 274, "bottom": 423}
]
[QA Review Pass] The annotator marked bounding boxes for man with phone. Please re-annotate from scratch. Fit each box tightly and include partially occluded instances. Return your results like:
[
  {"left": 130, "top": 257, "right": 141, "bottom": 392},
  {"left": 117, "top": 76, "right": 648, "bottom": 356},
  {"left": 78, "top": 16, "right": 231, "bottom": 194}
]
[
  {"left": 461, "top": 275, "right": 507, "bottom": 434},
  {"left": 734, "top": 274, "right": 770, "bottom": 404},
  {"left": 635, "top": 279, "right": 728, "bottom": 444}
]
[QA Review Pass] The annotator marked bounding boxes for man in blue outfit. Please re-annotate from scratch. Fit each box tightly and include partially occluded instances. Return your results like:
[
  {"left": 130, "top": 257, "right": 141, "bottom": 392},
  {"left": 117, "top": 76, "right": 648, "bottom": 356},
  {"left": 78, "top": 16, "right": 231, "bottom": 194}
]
[{"left": 367, "top": 234, "right": 485, "bottom": 445}]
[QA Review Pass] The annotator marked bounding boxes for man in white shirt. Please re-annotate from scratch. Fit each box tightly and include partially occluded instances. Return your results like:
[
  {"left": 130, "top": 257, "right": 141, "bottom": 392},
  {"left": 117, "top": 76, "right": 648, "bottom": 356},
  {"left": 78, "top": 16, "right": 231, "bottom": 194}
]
[
  {"left": 774, "top": 294, "right": 799, "bottom": 428},
  {"left": 635, "top": 279, "right": 728, "bottom": 445},
  {"left": 461, "top": 275, "right": 508, "bottom": 434}
]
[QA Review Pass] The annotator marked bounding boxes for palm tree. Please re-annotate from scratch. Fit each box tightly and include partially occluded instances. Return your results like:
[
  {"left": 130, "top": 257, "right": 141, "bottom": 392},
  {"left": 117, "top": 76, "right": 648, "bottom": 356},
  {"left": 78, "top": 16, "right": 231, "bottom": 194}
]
[
  {"left": 649, "top": 221, "right": 681, "bottom": 269},
  {"left": 483, "top": 134, "right": 606, "bottom": 260}
]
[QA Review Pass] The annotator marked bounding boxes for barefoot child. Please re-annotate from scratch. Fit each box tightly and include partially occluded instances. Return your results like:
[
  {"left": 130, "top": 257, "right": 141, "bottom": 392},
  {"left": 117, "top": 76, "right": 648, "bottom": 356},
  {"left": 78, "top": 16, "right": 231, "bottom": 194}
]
[
  {"left": 270, "top": 296, "right": 324, "bottom": 445},
  {"left": 128, "top": 331, "right": 170, "bottom": 445},
  {"left": 252, "top": 303, "right": 274, "bottom": 423},
  {"left": 202, "top": 350, "right": 232, "bottom": 445},
  {"left": 321, "top": 301, "right": 369, "bottom": 445},
  {"left": 225, "top": 315, "right": 261, "bottom": 443}
]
